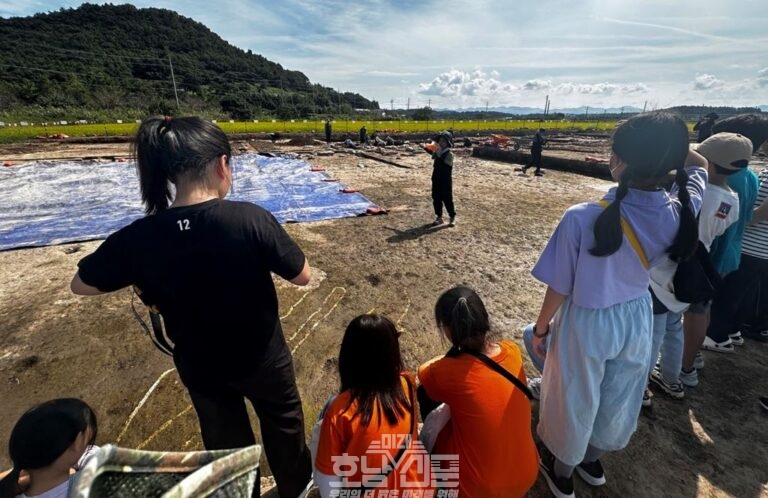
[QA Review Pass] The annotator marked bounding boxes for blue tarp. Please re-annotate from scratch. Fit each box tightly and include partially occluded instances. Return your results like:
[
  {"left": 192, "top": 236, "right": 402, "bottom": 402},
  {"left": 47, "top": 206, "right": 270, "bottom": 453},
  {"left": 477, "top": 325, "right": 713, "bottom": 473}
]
[{"left": 0, "top": 153, "right": 378, "bottom": 251}]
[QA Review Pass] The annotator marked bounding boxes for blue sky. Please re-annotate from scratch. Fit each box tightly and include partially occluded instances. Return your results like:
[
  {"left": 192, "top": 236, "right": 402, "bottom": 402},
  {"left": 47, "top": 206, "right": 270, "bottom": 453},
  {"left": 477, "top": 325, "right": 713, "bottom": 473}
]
[{"left": 2, "top": 0, "right": 767, "bottom": 110}]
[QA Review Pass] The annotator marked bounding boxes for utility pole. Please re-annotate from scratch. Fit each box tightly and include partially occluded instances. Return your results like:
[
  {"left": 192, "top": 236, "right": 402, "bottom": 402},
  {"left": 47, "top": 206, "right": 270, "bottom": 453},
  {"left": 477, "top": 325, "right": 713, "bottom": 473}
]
[
  {"left": 390, "top": 99, "right": 394, "bottom": 112},
  {"left": 428, "top": 98, "right": 431, "bottom": 108},
  {"left": 168, "top": 53, "right": 180, "bottom": 111},
  {"left": 406, "top": 97, "right": 410, "bottom": 112},
  {"left": 642, "top": 100, "right": 648, "bottom": 113},
  {"left": 485, "top": 101, "right": 489, "bottom": 113},
  {"left": 544, "top": 95, "right": 549, "bottom": 116}
]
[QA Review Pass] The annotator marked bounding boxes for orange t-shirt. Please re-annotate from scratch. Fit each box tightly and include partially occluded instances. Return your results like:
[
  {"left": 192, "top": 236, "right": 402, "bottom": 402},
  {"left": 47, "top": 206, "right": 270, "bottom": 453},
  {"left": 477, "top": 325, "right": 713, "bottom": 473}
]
[
  {"left": 315, "top": 373, "right": 430, "bottom": 491},
  {"left": 418, "top": 341, "right": 539, "bottom": 498}
]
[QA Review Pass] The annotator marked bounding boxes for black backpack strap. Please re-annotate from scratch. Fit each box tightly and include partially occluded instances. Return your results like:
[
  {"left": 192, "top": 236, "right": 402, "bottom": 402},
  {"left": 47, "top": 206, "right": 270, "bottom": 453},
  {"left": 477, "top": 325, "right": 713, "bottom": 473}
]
[
  {"left": 130, "top": 288, "right": 174, "bottom": 356},
  {"left": 462, "top": 349, "right": 534, "bottom": 400}
]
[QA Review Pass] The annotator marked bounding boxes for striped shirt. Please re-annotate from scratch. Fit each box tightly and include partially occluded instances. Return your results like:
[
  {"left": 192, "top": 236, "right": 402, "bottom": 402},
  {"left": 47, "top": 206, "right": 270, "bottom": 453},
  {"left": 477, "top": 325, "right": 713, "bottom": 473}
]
[{"left": 742, "top": 168, "right": 768, "bottom": 259}]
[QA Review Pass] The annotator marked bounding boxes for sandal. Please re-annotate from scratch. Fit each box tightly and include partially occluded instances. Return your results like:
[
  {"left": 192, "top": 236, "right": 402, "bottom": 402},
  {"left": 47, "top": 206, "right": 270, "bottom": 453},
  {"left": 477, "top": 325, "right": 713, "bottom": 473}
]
[{"left": 702, "top": 336, "right": 734, "bottom": 353}]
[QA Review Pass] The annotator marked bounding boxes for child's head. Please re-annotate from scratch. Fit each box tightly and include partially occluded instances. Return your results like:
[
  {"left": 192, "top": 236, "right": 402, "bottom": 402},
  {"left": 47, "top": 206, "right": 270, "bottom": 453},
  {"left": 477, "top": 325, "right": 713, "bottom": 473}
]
[
  {"left": 610, "top": 111, "right": 690, "bottom": 180},
  {"left": 434, "top": 286, "right": 490, "bottom": 352},
  {"left": 436, "top": 130, "right": 453, "bottom": 149},
  {"left": 592, "top": 111, "right": 698, "bottom": 260},
  {"left": 695, "top": 132, "right": 753, "bottom": 176},
  {"left": 712, "top": 113, "right": 768, "bottom": 153},
  {"left": 339, "top": 314, "right": 403, "bottom": 392},
  {"left": 134, "top": 116, "right": 233, "bottom": 215},
  {"left": 1, "top": 399, "right": 97, "bottom": 498},
  {"left": 338, "top": 314, "right": 407, "bottom": 426}
]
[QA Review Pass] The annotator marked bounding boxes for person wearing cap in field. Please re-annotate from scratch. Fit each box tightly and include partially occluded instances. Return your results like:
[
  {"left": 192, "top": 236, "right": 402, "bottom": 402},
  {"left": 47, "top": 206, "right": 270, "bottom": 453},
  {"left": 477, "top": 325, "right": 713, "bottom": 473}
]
[
  {"left": 522, "top": 128, "right": 547, "bottom": 176},
  {"left": 668, "top": 133, "right": 754, "bottom": 391},
  {"left": 693, "top": 112, "right": 719, "bottom": 143},
  {"left": 423, "top": 131, "right": 456, "bottom": 227}
]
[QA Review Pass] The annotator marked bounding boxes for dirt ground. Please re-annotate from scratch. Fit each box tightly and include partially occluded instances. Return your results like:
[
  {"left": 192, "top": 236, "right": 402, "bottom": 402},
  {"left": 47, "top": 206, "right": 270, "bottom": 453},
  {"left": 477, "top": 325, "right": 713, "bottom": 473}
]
[{"left": 1, "top": 136, "right": 767, "bottom": 498}]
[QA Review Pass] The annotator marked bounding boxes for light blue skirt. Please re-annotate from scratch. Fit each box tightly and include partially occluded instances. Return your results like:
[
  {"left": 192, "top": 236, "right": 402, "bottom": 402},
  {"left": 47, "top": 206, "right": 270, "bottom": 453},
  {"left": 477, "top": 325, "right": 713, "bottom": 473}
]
[{"left": 537, "top": 294, "right": 652, "bottom": 465}]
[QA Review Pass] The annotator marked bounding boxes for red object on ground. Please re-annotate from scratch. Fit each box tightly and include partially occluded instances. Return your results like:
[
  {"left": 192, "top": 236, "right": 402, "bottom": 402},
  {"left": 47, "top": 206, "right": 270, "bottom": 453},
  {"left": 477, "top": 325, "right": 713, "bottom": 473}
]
[
  {"left": 310, "top": 167, "right": 326, "bottom": 172},
  {"left": 3, "top": 161, "right": 13, "bottom": 167},
  {"left": 585, "top": 155, "right": 609, "bottom": 163},
  {"left": 340, "top": 187, "right": 359, "bottom": 193},
  {"left": 364, "top": 206, "right": 388, "bottom": 215},
  {"left": 491, "top": 134, "right": 510, "bottom": 145}
]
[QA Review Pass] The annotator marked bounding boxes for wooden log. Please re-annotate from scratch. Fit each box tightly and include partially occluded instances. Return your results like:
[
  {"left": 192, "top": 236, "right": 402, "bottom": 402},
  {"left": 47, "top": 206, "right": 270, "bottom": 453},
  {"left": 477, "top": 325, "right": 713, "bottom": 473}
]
[
  {"left": 356, "top": 151, "right": 413, "bottom": 169},
  {"left": 471, "top": 146, "right": 611, "bottom": 179}
]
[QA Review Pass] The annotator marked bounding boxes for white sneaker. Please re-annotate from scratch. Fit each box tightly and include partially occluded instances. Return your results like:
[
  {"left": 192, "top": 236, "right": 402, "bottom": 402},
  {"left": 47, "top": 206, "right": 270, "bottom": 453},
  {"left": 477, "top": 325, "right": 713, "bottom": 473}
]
[
  {"left": 702, "top": 336, "right": 734, "bottom": 353},
  {"left": 529, "top": 377, "right": 542, "bottom": 400},
  {"left": 448, "top": 216, "right": 456, "bottom": 227},
  {"left": 680, "top": 368, "right": 699, "bottom": 387},
  {"left": 728, "top": 332, "right": 744, "bottom": 346},
  {"left": 693, "top": 351, "right": 704, "bottom": 370},
  {"left": 642, "top": 387, "right": 653, "bottom": 407}
]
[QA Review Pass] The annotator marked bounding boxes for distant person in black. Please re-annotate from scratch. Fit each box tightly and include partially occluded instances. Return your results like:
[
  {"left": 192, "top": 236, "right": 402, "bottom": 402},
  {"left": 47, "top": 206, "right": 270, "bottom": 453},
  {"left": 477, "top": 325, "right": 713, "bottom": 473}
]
[
  {"left": 359, "top": 125, "right": 367, "bottom": 144},
  {"left": 324, "top": 118, "right": 332, "bottom": 143},
  {"left": 424, "top": 130, "right": 456, "bottom": 227},
  {"left": 694, "top": 112, "right": 718, "bottom": 143},
  {"left": 522, "top": 128, "right": 546, "bottom": 176},
  {"left": 70, "top": 116, "right": 312, "bottom": 498}
]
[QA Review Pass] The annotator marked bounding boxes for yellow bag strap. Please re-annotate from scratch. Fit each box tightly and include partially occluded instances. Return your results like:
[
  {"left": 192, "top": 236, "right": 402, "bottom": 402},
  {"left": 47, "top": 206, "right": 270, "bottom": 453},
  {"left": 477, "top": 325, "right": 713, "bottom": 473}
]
[{"left": 597, "top": 200, "right": 650, "bottom": 269}]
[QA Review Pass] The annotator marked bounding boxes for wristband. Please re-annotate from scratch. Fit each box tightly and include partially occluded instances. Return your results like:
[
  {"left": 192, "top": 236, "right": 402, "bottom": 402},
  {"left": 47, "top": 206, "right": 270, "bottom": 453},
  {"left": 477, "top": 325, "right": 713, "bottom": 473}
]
[{"left": 533, "top": 324, "right": 550, "bottom": 338}]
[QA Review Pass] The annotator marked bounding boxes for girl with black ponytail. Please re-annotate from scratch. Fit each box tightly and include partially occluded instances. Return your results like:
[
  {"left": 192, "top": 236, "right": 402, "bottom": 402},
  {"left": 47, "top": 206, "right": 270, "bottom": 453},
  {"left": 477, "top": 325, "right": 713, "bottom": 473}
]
[
  {"left": 0, "top": 399, "right": 97, "bottom": 498},
  {"left": 417, "top": 286, "right": 539, "bottom": 498},
  {"left": 526, "top": 111, "right": 708, "bottom": 497},
  {"left": 69, "top": 116, "right": 313, "bottom": 498}
]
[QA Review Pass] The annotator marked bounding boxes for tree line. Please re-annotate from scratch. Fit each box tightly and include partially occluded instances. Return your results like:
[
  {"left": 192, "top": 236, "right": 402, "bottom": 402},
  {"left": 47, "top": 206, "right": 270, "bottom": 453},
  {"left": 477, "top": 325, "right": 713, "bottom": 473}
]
[{"left": 0, "top": 3, "right": 379, "bottom": 121}]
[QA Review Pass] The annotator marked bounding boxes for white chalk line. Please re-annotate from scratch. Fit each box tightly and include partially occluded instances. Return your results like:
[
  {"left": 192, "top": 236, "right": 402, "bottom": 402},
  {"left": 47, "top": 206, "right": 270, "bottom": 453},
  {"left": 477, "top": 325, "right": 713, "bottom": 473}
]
[
  {"left": 396, "top": 291, "right": 411, "bottom": 334},
  {"left": 280, "top": 291, "right": 310, "bottom": 320},
  {"left": 116, "top": 367, "right": 176, "bottom": 443},
  {"left": 290, "top": 287, "right": 346, "bottom": 355},
  {"left": 136, "top": 404, "right": 193, "bottom": 450}
]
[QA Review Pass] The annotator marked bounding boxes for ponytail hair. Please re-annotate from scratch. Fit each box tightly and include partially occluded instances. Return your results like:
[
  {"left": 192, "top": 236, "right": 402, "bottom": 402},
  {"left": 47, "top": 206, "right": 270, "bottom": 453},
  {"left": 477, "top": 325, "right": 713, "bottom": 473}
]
[
  {"left": 592, "top": 111, "right": 691, "bottom": 257},
  {"left": 0, "top": 468, "right": 21, "bottom": 498},
  {"left": 590, "top": 169, "right": 632, "bottom": 256},
  {"left": 133, "top": 116, "right": 232, "bottom": 215},
  {"left": 434, "top": 286, "right": 490, "bottom": 353},
  {"left": 0, "top": 399, "right": 97, "bottom": 498}
]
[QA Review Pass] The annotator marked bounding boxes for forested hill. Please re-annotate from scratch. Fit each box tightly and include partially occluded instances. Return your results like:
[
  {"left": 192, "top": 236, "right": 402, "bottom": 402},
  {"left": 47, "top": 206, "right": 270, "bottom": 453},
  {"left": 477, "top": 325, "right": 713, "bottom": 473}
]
[{"left": 0, "top": 3, "right": 379, "bottom": 120}]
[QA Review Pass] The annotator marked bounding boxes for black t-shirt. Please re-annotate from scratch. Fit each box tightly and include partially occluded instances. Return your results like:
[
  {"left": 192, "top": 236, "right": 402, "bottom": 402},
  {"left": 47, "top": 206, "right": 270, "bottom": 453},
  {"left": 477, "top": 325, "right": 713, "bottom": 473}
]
[{"left": 77, "top": 199, "right": 306, "bottom": 386}]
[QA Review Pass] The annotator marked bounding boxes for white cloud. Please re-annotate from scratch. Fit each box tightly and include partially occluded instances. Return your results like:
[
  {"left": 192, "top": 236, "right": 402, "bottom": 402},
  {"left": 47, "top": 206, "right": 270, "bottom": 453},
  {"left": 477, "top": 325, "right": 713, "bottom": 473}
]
[
  {"left": 758, "top": 67, "right": 768, "bottom": 87},
  {"left": 693, "top": 73, "right": 724, "bottom": 90},
  {"left": 521, "top": 80, "right": 648, "bottom": 96},
  {"left": 418, "top": 69, "right": 517, "bottom": 97}
]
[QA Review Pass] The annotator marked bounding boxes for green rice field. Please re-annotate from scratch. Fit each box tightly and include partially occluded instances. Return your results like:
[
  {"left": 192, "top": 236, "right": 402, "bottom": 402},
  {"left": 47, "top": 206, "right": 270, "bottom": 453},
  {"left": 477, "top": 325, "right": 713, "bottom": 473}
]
[
  {"left": 0, "top": 118, "right": 627, "bottom": 144},
  {"left": 0, "top": 118, "right": 700, "bottom": 144}
]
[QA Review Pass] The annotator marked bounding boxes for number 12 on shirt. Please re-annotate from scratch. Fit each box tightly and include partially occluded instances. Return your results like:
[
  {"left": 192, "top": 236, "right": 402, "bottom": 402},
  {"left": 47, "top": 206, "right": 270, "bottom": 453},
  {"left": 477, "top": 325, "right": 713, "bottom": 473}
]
[{"left": 176, "top": 219, "right": 191, "bottom": 231}]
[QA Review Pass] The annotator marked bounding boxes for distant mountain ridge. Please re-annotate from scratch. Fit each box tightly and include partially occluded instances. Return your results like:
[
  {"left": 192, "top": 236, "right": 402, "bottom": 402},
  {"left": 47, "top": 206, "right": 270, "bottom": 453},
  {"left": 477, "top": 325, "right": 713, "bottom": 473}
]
[
  {"left": 447, "top": 105, "right": 644, "bottom": 116},
  {"left": 0, "top": 3, "right": 378, "bottom": 120}
]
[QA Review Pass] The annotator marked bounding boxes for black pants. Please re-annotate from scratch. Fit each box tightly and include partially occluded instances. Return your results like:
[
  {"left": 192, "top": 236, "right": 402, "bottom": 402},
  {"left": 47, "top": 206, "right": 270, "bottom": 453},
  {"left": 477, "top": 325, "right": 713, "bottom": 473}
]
[
  {"left": 186, "top": 353, "right": 311, "bottom": 498},
  {"left": 707, "top": 254, "right": 768, "bottom": 342},
  {"left": 525, "top": 148, "right": 542, "bottom": 173},
  {"left": 432, "top": 173, "right": 455, "bottom": 218}
]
